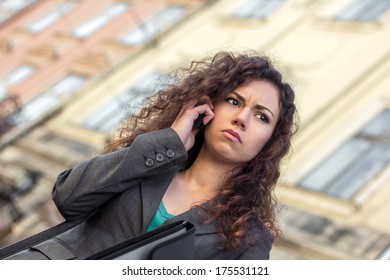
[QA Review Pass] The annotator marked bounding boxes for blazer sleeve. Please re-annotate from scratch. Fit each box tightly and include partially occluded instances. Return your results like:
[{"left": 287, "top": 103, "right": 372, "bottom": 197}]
[{"left": 52, "top": 128, "right": 187, "bottom": 221}]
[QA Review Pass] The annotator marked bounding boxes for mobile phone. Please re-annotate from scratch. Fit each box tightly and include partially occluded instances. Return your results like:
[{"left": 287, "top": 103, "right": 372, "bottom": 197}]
[{"left": 193, "top": 114, "right": 205, "bottom": 129}]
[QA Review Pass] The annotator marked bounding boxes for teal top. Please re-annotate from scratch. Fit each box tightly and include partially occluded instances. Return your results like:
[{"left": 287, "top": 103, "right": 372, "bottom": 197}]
[{"left": 147, "top": 201, "right": 175, "bottom": 232}]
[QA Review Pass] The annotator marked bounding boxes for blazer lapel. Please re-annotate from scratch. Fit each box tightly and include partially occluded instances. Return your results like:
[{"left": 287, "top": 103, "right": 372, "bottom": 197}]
[
  {"left": 140, "top": 170, "right": 177, "bottom": 232},
  {"left": 141, "top": 168, "right": 218, "bottom": 236}
]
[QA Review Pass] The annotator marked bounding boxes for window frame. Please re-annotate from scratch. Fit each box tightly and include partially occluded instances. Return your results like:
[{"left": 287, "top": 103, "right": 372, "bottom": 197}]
[
  {"left": 335, "top": 0, "right": 390, "bottom": 22},
  {"left": 72, "top": 2, "right": 129, "bottom": 39},
  {"left": 27, "top": 2, "right": 76, "bottom": 33},
  {"left": 13, "top": 74, "right": 85, "bottom": 125},
  {"left": 82, "top": 71, "right": 173, "bottom": 133},
  {"left": 298, "top": 109, "right": 390, "bottom": 200},
  {"left": 120, "top": 6, "right": 187, "bottom": 47},
  {"left": 230, "top": 0, "right": 286, "bottom": 20}
]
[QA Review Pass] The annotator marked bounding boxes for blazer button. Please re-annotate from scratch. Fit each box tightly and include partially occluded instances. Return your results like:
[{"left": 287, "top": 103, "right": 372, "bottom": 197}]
[
  {"left": 155, "top": 153, "right": 164, "bottom": 162},
  {"left": 145, "top": 158, "right": 154, "bottom": 167},
  {"left": 166, "top": 149, "right": 175, "bottom": 158}
]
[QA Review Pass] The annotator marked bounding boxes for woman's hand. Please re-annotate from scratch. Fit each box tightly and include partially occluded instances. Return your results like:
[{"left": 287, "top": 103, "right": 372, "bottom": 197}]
[{"left": 171, "top": 96, "right": 214, "bottom": 151}]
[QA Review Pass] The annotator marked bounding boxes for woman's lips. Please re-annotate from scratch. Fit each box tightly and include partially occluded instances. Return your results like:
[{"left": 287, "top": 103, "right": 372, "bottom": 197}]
[{"left": 222, "top": 129, "right": 242, "bottom": 143}]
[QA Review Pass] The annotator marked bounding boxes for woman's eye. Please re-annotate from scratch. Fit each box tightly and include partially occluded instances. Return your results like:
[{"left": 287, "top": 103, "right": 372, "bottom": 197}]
[
  {"left": 256, "top": 113, "right": 270, "bottom": 123},
  {"left": 226, "top": 98, "right": 239, "bottom": 106}
]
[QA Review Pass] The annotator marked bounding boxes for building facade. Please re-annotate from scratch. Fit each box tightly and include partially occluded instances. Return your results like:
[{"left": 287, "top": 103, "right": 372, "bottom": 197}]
[{"left": 1, "top": 0, "right": 390, "bottom": 259}]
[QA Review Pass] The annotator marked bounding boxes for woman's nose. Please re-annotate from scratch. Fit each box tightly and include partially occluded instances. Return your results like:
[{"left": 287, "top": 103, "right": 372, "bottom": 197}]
[{"left": 232, "top": 109, "right": 249, "bottom": 131}]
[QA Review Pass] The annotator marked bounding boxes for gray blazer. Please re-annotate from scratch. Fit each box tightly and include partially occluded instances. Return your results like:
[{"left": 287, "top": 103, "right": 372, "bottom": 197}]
[{"left": 8, "top": 128, "right": 272, "bottom": 260}]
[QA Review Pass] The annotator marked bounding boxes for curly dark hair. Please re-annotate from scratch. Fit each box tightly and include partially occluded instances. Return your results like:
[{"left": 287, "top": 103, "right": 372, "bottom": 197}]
[{"left": 102, "top": 51, "right": 297, "bottom": 251}]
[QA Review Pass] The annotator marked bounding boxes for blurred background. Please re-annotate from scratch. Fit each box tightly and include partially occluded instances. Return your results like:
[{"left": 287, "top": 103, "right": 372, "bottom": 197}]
[{"left": 0, "top": 0, "right": 389, "bottom": 259}]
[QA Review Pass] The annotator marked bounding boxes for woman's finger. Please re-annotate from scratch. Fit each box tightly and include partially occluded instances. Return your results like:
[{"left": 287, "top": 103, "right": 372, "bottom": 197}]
[
  {"left": 192, "top": 103, "right": 214, "bottom": 125},
  {"left": 171, "top": 96, "right": 214, "bottom": 151}
]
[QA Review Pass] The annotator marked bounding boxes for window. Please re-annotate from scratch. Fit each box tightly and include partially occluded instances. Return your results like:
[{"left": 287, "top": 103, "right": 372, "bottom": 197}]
[
  {"left": 72, "top": 3, "right": 129, "bottom": 39},
  {"left": 0, "top": 0, "right": 36, "bottom": 24},
  {"left": 13, "top": 75, "right": 85, "bottom": 124},
  {"left": 0, "top": 0, "right": 36, "bottom": 11},
  {"left": 120, "top": 6, "right": 186, "bottom": 46},
  {"left": 4, "top": 65, "right": 35, "bottom": 85},
  {"left": 27, "top": 2, "right": 76, "bottom": 33},
  {"left": 231, "top": 0, "right": 286, "bottom": 20},
  {"left": 83, "top": 71, "right": 173, "bottom": 133},
  {"left": 299, "top": 110, "right": 390, "bottom": 200},
  {"left": 335, "top": 0, "right": 390, "bottom": 22},
  {"left": 0, "top": 65, "right": 36, "bottom": 98},
  {"left": 49, "top": 74, "right": 85, "bottom": 97},
  {"left": 0, "top": 87, "right": 6, "bottom": 101},
  {"left": 42, "top": 133, "right": 96, "bottom": 155}
]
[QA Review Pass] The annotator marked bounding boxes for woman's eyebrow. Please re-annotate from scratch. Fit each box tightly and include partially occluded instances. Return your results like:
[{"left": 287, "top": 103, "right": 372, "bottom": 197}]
[
  {"left": 232, "top": 91, "right": 275, "bottom": 119},
  {"left": 254, "top": 104, "right": 275, "bottom": 119},
  {"left": 231, "top": 91, "right": 246, "bottom": 104}
]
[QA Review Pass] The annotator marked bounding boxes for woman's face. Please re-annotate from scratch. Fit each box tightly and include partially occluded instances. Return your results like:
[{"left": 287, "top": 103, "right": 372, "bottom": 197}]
[{"left": 203, "top": 79, "right": 280, "bottom": 166}]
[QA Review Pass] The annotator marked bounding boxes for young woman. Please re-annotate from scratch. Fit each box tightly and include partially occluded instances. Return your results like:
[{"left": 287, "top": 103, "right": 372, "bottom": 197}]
[{"left": 7, "top": 51, "right": 297, "bottom": 259}]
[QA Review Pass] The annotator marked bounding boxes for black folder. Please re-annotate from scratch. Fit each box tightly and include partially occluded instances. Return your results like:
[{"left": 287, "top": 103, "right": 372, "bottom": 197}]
[
  {"left": 85, "top": 220, "right": 195, "bottom": 260},
  {"left": 0, "top": 218, "right": 85, "bottom": 260}
]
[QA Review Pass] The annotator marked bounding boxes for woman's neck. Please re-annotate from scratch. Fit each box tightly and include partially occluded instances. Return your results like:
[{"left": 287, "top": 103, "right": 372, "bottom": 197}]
[
  {"left": 163, "top": 146, "right": 238, "bottom": 215},
  {"left": 182, "top": 145, "right": 237, "bottom": 196}
]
